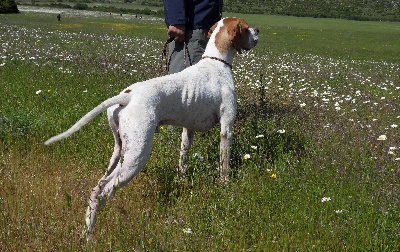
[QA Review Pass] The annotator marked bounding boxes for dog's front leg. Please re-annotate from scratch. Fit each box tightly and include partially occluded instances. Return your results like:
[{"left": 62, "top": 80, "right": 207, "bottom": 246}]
[
  {"left": 178, "top": 127, "right": 195, "bottom": 175},
  {"left": 219, "top": 123, "right": 233, "bottom": 182}
]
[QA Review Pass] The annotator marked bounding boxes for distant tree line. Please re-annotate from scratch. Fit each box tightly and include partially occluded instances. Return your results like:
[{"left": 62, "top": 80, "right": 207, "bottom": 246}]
[
  {"left": 0, "top": 0, "right": 19, "bottom": 13},
  {"left": 144, "top": 0, "right": 399, "bottom": 21},
  {"left": 223, "top": 0, "right": 399, "bottom": 21},
  {"left": 13, "top": 0, "right": 399, "bottom": 21}
]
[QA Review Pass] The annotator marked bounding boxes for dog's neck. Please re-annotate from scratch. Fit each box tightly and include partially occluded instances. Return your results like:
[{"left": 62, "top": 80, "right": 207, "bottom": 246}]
[{"left": 202, "top": 21, "right": 237, "bottom": 68}]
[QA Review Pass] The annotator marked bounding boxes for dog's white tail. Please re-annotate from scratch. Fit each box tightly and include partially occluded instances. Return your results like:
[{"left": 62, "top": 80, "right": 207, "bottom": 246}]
[{"left": 45, "top": 92, "right": 130, "bottom": 145}]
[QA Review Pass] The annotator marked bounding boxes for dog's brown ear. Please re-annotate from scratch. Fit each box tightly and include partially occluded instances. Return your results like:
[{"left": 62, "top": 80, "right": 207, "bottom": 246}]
[
  {"left": 208, "top": 22, "right": 218, "bottom": 39},
  {"left": 231, "top": 22, "right": 244, "bottom": 54}
]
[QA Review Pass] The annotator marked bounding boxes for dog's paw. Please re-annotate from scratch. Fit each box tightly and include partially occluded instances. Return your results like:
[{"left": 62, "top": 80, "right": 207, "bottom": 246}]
[{"left": 80, "top": 224, "right": 94, "bottom": 244}]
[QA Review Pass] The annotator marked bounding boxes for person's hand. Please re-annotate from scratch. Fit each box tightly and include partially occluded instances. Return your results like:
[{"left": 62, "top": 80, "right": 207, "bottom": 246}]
[{"left": 167, "top": 25, "right": 186, "bottom": 42}]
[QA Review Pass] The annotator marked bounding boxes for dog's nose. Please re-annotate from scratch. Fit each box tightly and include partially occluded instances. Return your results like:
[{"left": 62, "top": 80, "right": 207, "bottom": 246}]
[{"left": 254, "top": 28, "right": 259, "bottom": 35}]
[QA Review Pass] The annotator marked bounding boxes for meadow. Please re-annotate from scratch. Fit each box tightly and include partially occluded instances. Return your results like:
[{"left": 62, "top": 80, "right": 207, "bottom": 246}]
[{"left": 1, "top": 7, "right": 399, "bottom": 251}]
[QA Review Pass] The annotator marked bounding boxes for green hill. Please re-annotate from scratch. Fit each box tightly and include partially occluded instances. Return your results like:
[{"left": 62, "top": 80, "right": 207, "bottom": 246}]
[
  {"left": 224, "top": 0, "right": 399, "bottom": 21},
  {"left": 15, "top": 0, "right": 400, "bottom": 21},
  {"left": 144, "top": 0, "right": 400, "bottom": 21}
]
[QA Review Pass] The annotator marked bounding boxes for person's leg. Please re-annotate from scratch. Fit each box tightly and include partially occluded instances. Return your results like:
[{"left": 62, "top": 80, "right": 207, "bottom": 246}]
[{"left": 167, "top": 29, "right": 208, "bottom": 74}]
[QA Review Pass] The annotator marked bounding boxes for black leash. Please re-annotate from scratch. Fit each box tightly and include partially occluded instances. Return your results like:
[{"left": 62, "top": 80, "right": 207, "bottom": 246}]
[
  {"left": 159, "top": 37, "right": 174, "bottom": 75},
  {"left": 159, "top": 37, "right": 188, "bottom": 75}
]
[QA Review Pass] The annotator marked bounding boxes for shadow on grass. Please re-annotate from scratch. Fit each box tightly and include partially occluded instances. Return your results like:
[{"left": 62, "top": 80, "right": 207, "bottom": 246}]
[
  {"left": 231, "top": 97, "right": 309, "bottom": 174},
  {"left": 144, "top": 97, "right": 310, "bottom": 205}
]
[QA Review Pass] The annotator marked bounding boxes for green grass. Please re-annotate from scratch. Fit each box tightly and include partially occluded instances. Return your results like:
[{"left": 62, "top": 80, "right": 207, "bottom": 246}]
[
  {"left": 237, "top": 13, "right": 400, "bottom": 62},
  {"left": 1, "top": 10, "right": 399, "bottom": 251}
]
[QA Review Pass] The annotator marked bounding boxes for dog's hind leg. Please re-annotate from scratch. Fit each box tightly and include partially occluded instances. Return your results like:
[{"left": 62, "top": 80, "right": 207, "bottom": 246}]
[
  {"left": 84, "top": 120, "right": 156, "bottom": 242},
  {"left": 105, "top": 105, "right": 124, "bottom": 176},
  {"left": 84, "top": 107, "right": 124, "bottom": 242},
  {"left": 85, "top": 167, "right": 120, "bottom": 242}
]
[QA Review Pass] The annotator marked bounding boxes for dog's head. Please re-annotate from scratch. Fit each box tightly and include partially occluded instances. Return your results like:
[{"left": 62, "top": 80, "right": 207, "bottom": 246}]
[{"left": 208, "top": 17, "right": 259, "bottom": 54}]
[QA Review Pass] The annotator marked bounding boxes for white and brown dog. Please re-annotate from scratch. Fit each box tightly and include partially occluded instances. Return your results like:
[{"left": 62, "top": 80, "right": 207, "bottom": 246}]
[{"left": 45, "top": 17, "right": 259, "bottom": 241}]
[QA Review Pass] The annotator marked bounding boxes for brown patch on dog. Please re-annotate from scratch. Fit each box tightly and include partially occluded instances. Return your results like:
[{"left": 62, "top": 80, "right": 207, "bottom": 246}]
[
  {"left": 124, "top": 89, "right": 131, "bottom": 93},
  {"left": 210, "top": 18, "right": 249, "bottom": 55},
  {"left": 208, "top": 22, "right": 218, "bottom": 39}
]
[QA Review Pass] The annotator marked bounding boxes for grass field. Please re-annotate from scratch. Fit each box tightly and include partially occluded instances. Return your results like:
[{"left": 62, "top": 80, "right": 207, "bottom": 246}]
[{"left": 1, "top": 8, "right": 399, "bottom": 251}]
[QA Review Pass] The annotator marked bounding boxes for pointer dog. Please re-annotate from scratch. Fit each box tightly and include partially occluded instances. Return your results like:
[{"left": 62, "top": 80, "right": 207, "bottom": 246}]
[{"left": 45, "top": 17, "right": 259, "bottom": 241}]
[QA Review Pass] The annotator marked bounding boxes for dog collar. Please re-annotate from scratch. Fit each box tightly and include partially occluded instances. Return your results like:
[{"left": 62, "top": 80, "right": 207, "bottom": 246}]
[{"left": 201, "top": 56, "right": 232, "bottom": 69}]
